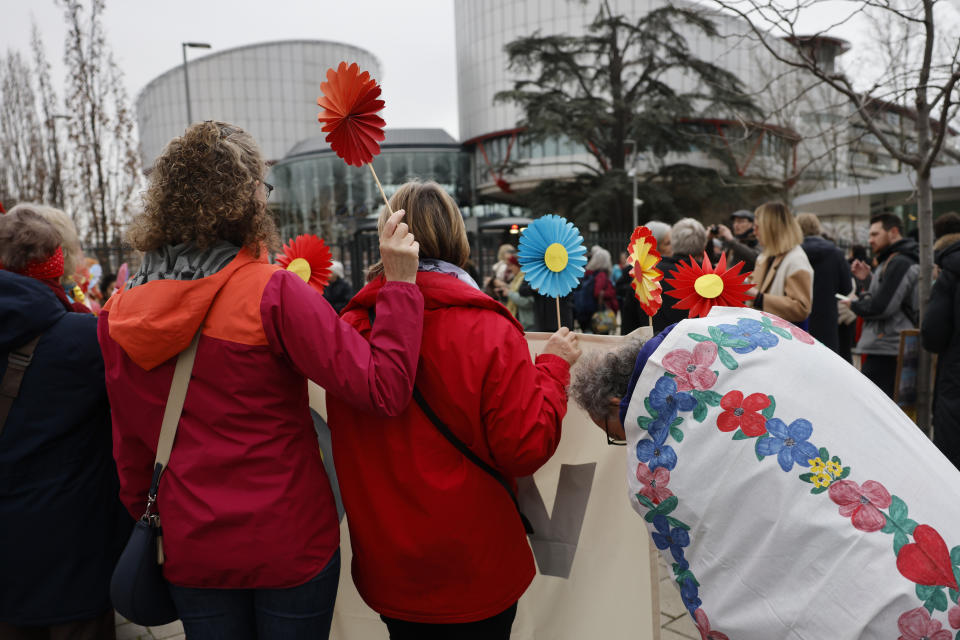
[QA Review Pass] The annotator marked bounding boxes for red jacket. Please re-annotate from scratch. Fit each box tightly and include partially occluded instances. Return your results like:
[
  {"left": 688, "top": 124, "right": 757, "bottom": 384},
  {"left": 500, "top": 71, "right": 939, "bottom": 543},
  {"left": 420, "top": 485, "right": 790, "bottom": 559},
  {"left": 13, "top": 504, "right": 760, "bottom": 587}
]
[
  {"left": 98, "top": 249, "right": 423, "bottom": 588},
  {"left": 326, "top": 271, "right": 570, "bottom": 623}
]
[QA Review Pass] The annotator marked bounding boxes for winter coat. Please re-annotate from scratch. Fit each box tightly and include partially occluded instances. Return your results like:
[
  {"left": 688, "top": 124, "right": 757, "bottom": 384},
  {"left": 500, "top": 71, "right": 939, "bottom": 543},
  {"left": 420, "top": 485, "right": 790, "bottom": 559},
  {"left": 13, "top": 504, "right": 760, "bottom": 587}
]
[
  {"left": 751, "top": 245, "right": 814, "bottom": 323},
  {"left": 851, "top": 238, "right": 919, "bottom": 356},
  {"left": 98, "top": 246, "right": 423, "bottom": 588},
  {"left": 518, "top": 280, "right": 575, "bottom": 331},
  {"left": 616, "top": 268, "right": 645, "bottom": 334},
  {"left": 801, "top": 235, "right": 853, "bottom": 352},
  {"left": 323, "top": 276, "right": 354, "bottom": 314},
  {"left": 326, "top": 271, "right": 570, "bottom": 623},
  {"left": 505, "top": 273, "right": 535, "bottom": 330},
  {"left": 922, "top": 236, "right": 960, "bottom": 469},
  {"left": 574, "top": 269, "right": 618, "bottom": 331},
  {"left": 0, "top": 270, "right": 131, "bottom": 625},
  {"left": 656, "top": 254, "right": 702, "bottom": 333},
  {"left": 723, "top": 229, "right": 760, "bottom": 271}
]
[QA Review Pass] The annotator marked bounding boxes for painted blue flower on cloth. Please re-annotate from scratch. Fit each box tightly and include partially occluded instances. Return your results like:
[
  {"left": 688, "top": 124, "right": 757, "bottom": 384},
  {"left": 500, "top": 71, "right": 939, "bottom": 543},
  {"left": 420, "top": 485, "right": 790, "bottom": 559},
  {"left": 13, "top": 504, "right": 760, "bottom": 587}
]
[
  {"left": 717, "top": 318, "right": 778, "bottom": 354},
  {"left": 650, "top": 376, "right": 697, "bottom": 422},
  {"left": 756, "top": 418, "right": 819, "bottom": 472},
  {"left": 681, "top": 577, "right": 702, "bottom": 615},
  {"left": 637, "top": 438, "right": 678, "bottom": 472},
  {"left": 652, "top": 514, "right": 690, "bottom": 568}
]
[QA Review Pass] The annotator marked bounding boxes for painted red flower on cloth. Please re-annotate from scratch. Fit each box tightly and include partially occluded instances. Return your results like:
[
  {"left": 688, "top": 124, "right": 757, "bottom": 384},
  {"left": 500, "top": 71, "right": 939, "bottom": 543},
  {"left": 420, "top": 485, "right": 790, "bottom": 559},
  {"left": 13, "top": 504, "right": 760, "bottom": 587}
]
[
  {"left": 637, "top": 462, "right": 673, "bottom": 505},
  {"left": 760, "top": 311, "right": 815, "bottom": 344},
  {"left": 717, "top": 390, "right": 770, "bottom": 436},
  {"left": 949, "top": 605, "right": 960, "bottom": 630},
  {"left": 694, "top": 609, "right": 730, "bottom": 640},
  {"left": 662, "top": 342, "right": 718, "bottom": 391},
  {"left": 828, "top": 479, "right": 891, "bottom": 532},
  {"left": 898, "top": 607, "right": 951, "bottom": 640}
]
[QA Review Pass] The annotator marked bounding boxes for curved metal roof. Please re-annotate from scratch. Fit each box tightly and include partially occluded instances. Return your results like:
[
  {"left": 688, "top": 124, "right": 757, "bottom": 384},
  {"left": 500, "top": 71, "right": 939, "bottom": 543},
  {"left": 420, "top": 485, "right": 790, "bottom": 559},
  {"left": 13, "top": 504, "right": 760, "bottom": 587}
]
[{"left": 284, "top": 128, "right": 461, "bottom": 158}]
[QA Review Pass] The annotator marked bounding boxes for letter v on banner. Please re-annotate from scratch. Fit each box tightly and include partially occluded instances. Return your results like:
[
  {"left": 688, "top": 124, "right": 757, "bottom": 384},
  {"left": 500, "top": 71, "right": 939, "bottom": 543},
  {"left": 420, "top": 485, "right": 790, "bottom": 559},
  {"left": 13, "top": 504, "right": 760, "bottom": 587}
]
[{"left": 517, "top": 463, "right": 597, "bottom": 579}]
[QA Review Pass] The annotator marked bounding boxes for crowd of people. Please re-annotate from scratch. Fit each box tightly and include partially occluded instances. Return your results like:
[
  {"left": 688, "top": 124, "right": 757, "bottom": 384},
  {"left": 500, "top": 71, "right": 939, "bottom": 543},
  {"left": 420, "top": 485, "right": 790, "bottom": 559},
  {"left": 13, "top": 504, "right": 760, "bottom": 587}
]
[{"left": 1, "top": 118, "right": 958, "bottom": 639}]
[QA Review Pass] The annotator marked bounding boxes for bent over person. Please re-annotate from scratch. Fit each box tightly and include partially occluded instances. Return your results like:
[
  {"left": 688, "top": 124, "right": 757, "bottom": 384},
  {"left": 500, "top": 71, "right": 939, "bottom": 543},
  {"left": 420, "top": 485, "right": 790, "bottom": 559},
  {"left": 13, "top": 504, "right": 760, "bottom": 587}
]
[
  {"left": 572, "top": 307, "right": 960, "bottom": 639},
  {"left": 99, "top": 121, "right": 424, "bottom": 640},
  {"left": 326, "top": 180, "right": 582, "bottom": 640}
]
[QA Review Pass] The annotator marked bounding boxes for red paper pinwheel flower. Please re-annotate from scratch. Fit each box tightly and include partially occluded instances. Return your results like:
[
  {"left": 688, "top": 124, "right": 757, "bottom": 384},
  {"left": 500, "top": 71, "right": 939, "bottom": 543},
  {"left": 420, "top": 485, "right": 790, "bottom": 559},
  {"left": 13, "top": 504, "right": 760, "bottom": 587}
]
[
  {"left": 275, "top": 235, "right": 333, "bottom": 294},
  {"left": 627, "top": 226, "right": 664, "bottom": 316},
  {"left": 663, "top": 252, "right": 754, "bottom": 318},
  {"left": 317, "top": 62, "right": 386, "bottom": 167}
]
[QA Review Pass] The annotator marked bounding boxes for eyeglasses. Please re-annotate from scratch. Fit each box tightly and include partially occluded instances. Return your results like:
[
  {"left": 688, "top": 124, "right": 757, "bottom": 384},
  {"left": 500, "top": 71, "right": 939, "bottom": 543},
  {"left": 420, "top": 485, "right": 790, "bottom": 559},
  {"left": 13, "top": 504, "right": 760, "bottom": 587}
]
[
  {"left": 603, "top": 413, "right": 626, "bottom": 446},
  {"left": 263, "top": 182, "right": 274, "bottom": 199}
]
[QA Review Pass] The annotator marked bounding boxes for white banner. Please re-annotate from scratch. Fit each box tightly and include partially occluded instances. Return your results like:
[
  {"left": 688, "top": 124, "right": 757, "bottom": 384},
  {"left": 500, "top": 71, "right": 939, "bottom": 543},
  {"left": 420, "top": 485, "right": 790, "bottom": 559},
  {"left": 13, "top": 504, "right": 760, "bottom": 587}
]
[{"left": 310, "top": 331, "right": 660, "bottom": 640}]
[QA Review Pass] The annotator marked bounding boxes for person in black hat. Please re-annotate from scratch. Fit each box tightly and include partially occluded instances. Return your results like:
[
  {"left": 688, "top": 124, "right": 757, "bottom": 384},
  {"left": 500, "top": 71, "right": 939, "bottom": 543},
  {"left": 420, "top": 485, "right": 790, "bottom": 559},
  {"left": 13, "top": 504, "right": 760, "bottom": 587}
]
[{"left": 711, "top": 209, "right": 760, "bottom": 271}]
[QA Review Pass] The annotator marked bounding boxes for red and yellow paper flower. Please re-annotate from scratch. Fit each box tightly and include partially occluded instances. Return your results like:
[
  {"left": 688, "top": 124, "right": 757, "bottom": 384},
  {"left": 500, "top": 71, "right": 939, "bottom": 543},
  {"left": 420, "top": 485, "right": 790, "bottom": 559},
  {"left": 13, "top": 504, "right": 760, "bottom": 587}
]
[
  {"left": 627, "top": 226, "right": 664, "bottom": 316},
  {"left": 664, "top": 252, "right": 753, "bottom": 318},
  {"left": 317, "top": 62, "right": 386, "bottom": 167},
  {"left": 275, "top": 235, "right": 333, "bottom": 294}
]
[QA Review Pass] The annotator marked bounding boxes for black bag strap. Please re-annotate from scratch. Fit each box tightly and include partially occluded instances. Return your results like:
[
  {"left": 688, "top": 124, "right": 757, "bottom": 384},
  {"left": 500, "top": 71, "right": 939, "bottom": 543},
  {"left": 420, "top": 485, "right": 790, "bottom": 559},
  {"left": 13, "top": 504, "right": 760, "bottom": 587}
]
[
  {"left": 368, "top": 308, "right": 533, "bottom": 534},
  {"left": 0, "top": 334, "right": 42, "bottom": 437}
]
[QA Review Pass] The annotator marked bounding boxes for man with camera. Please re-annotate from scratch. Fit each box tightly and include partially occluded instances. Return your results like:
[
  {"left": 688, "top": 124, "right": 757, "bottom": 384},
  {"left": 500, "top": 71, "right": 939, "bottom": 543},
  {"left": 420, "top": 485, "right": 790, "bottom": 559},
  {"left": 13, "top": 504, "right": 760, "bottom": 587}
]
[{"left": 710, "top": 209, "right": 760, "bottom": 271}]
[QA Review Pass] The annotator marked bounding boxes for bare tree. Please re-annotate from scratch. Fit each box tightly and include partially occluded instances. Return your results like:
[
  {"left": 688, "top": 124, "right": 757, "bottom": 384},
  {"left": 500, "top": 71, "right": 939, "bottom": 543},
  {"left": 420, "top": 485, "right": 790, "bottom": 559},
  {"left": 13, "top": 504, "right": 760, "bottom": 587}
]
[
  {"left": 60, "top": 0, "right": 143, "bottom": 271},
  {"left": 708, "top": 0, "right": 960, "bottom": 431},
  {"left": 32, "top": 22, "right": 66, "bottom": 208},
  {"left": 0, "top": 50, "right": 47, "bottom": 205}
]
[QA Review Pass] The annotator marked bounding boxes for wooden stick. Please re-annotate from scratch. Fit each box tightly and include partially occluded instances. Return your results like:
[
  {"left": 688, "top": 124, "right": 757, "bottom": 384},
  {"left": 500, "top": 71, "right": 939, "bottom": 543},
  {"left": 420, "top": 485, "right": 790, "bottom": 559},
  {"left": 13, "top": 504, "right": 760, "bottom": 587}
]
[
  {"left": 649, "top": 315, "right": 654, "bottom": 331},
  {"left": 368, "top": 163, "right": 393, "bottom": 214},
  {"left": 556, "top": 297, "right": 562, "bottom": 329}
]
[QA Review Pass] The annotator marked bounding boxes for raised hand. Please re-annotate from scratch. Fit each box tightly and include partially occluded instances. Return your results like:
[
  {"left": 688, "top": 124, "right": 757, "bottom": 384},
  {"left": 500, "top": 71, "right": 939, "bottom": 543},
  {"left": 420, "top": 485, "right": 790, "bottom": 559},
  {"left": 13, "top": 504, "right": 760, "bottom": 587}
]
[{"left": 380, "top": 209, "right": 419, "bottom": 284}]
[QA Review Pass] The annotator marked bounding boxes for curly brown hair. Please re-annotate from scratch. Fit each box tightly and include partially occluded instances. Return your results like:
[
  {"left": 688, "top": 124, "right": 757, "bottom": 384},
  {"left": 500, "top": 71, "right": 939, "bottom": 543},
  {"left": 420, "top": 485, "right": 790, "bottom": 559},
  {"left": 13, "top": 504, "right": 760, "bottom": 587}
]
[{"left": 128, "top": 121, "right": 279, "bottom": 254}]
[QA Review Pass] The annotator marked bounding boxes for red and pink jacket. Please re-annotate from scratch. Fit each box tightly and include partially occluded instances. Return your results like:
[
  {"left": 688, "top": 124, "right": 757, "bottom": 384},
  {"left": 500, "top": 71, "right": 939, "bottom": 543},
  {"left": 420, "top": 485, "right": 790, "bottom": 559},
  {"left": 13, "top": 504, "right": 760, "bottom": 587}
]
[
  {"left": 327, "top": 271, "right": 569, "bottom": 623},
  {"left": 98, "top": 248, "right": 423, "bottom": 588}
]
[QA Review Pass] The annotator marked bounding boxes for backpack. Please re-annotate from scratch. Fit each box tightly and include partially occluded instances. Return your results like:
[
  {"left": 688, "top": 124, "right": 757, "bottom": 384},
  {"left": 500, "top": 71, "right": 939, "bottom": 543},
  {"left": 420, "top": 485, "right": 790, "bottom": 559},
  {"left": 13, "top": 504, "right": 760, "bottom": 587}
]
[
  {"left": 573, "top": 272, "right": 598, "bottom": 318},
  {"left": 881, "top": 252, "right": 920, "bottom": 326}
]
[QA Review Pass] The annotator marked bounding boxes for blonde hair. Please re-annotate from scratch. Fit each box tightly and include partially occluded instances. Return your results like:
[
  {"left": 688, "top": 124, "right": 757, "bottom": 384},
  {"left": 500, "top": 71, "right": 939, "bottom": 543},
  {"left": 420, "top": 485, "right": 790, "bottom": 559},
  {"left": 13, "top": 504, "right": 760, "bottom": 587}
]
[
  {"left": 796, "top": 212, "right": 822, "bottom": 237},
  {"left": 497, "top": 243, "right": 516, "bottom": 261},
  {"left": 755, "top": 202, "right": 803, "bottom": 257},
  {"left": 10, "top": 203, "right": 81, "bottom": 282},
  {"left": 128, "top": 121, "right": 278, "bottom": 254},
  {"left": 367, "top": 181, "right": 470, "bottom": 281}
]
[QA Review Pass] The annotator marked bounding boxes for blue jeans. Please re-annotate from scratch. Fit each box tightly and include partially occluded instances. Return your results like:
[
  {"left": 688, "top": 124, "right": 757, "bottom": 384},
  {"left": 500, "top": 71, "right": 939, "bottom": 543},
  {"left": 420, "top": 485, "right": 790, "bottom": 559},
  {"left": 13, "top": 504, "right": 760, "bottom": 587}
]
[{"left": 168, "top": 549, "right": 340, "bottom": 640}]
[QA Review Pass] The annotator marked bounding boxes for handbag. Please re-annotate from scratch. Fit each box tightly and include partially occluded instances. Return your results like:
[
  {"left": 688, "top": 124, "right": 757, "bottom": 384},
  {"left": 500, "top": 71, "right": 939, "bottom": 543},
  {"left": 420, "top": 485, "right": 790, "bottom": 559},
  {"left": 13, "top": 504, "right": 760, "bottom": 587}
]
[
  {"left": 110, "top": 331, "right": 200, "bottom": 627},
  {"left": 590, "top": 301, "right": 616, "bottom": 335}
]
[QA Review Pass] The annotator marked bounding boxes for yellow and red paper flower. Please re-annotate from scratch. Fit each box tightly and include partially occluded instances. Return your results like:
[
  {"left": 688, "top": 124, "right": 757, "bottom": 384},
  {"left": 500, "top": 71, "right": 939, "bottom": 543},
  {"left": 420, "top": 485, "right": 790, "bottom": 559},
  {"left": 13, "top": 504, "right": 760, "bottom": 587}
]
[
  {"left": 627, "top": 226, "right": 664, "bottom": 316},
  {"left": 664, "top": 252, "right": 753, "bottom": 318},
  {"left": 275, "top": 235, "right": 333, "bottom": 294},
  {"left": 317, "top": 62, "right": 386, "bottom": 167}
]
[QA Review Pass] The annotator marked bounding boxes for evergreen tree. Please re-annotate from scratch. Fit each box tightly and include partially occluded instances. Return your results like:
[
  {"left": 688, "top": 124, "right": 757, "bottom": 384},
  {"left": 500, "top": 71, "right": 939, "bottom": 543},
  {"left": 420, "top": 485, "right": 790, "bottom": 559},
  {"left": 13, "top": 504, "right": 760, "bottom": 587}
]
[{"left": 496, "top": 1, "right": 759, "bottom": 227}]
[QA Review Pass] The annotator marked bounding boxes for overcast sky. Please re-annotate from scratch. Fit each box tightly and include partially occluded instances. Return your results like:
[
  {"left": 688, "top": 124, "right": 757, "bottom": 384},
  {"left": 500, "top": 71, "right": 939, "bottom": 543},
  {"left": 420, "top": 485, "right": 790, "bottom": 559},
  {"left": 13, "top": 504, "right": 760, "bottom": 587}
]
[
  {"left": 3, "top": 0, "right": 959, "bottom": 145},
  {"left": 1, "top": 0, "right": 461, "bottom": 136}
]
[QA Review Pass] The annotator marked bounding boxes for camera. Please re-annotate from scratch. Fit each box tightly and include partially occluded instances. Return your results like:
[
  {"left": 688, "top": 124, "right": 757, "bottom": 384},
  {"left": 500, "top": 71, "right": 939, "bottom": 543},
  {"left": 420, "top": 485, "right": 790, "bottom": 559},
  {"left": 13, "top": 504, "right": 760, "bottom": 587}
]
[{"left": 710, "top": 225, "right": 720, "bottom": 235}]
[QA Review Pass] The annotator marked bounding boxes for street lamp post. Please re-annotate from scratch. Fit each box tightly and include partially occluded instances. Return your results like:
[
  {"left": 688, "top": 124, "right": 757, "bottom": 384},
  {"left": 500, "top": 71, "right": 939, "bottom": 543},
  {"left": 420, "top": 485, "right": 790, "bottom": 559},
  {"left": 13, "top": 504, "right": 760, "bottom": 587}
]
[
  {"left": 624, "top": 139, "right": 638, "bottom": 229},
  {"left": 182, "top": 42, "right": 211, "bottom": 127}
]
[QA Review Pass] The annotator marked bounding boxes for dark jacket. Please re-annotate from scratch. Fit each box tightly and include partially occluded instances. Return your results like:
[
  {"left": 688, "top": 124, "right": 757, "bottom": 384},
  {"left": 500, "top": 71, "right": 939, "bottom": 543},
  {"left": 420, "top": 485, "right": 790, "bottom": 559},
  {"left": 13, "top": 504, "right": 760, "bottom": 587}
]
[
  {"left": 922, "top": 238, "right": 960, "bottom": 469},
  {"left": 323, "top": 276, "right": 354, "bottom": 314},
  {"left": 656, "top": 254, "right": 701, "bottom": 333},
  {"left": 0, "top": 270, "right": 131, "bottom": 625},
  {"left": 851, "top": 237, "right": 919, "bottom": 355},
  {"left": 801, "top": 235, "right": 853, "bottom": 353},
  {"left": 616, "top": 269, "right": 645, "bottom": 334},
  {"left": 723, "top": 229, "right": 760, "bottom": 271},
  {"left": 518, "top": 280, "right": 574, "bottom": 331}
]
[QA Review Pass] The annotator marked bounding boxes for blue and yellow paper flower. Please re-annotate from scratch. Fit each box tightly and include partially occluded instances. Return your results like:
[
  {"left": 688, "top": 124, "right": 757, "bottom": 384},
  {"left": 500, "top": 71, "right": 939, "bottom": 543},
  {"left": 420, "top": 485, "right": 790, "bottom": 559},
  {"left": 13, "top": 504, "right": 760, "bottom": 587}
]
[{"left": 517, "top": 214, "right": 587, "bottom": 298}]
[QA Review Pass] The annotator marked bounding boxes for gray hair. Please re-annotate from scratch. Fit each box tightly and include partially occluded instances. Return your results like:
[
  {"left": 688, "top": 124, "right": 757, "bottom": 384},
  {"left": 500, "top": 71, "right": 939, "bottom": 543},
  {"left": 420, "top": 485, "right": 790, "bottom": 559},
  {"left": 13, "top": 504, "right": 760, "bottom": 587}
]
[
  {"left": 570, "top": 335, "right": 646, "bottom": 419},
  {"left": 670, "top": 217, "right": 707, "bottom": 256},
  {"left": 643, "top": 220, "right": 672, "bottom": 246},
  {"left": 586, "top": 245, "right": 612, "bottom": 273}
]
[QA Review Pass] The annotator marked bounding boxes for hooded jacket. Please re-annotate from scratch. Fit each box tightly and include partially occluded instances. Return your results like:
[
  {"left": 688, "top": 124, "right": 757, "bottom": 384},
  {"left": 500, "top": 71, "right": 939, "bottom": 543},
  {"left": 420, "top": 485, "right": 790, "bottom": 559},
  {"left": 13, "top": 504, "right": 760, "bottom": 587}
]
[
  {"left": 922, "top": 236, "right": 960, "bottom": 468},
  {"left": 0, "top": 270, "right": 130, "bottom": 625},
  {"left": 801, "top": 235, "right": 853, "bottom": 352},
  {"left": 326, "top": 271, "right": 570, "bottom": 623},
  {"left": 98, "top": 247, "right": 423, "bottom": 588},
  {"left": 852, "top": 237, "right": 919, "bottom": 355}
]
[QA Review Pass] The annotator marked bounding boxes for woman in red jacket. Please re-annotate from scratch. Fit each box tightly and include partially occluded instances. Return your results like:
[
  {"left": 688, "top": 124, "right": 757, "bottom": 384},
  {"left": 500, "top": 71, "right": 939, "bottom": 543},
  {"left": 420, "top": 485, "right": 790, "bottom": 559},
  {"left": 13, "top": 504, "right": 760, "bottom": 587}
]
[
  {"left": 99, "top": 121, "right": 423, "bottom": 640},
  {"left": 326, "top": 181, "right": 582, "bottom": 639}
]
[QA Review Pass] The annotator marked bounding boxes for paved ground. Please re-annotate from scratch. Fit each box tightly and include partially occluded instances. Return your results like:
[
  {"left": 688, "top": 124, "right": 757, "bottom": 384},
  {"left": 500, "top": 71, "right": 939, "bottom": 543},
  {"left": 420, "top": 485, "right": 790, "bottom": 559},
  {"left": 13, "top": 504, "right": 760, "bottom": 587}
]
[{"left": 116, "top": 556, "right": 695, "bottom": 639}]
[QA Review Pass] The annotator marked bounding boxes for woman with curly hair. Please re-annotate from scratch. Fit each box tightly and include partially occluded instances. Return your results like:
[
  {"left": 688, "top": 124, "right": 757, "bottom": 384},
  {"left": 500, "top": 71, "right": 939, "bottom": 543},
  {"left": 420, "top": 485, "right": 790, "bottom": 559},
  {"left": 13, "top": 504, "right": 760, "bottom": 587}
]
[{"left": 98, "top": 121, "right": 424, "bottom": 639}]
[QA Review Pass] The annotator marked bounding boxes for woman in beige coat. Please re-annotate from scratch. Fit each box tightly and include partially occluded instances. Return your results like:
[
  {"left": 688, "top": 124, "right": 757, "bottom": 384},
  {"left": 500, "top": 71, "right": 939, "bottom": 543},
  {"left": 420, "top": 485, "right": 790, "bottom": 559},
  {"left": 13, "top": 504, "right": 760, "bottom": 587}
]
[{"left": 747, "top": 202, "right": 813, "bottom": 324}]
